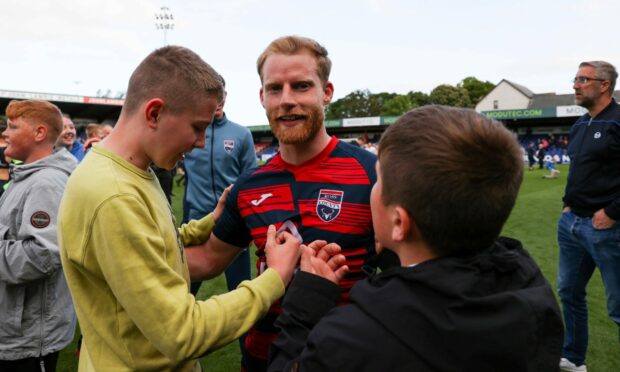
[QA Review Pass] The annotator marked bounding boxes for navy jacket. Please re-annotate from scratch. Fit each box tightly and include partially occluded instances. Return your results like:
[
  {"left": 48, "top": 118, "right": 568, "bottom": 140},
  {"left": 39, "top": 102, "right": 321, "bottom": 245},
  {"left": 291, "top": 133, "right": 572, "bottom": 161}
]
[{"left": 563, "top": 99, "right": 620, "bottom": 219}]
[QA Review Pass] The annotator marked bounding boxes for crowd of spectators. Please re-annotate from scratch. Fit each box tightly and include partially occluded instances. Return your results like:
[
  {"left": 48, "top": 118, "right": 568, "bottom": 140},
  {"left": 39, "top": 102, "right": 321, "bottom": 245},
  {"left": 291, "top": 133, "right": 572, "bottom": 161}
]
[{"left": 521, "top": 132, "right": 570, "bottom": 163}]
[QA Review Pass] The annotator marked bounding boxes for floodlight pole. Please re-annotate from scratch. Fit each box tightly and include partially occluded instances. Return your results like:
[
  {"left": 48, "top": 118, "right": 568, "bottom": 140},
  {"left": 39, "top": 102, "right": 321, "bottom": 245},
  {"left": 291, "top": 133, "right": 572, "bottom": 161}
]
[{"left": 155, "top": 6, "right": 174, "bottom": 46}]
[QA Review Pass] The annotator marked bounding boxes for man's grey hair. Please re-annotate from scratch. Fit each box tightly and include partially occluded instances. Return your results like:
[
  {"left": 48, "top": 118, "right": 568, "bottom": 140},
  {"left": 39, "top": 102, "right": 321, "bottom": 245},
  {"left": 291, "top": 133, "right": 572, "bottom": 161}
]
[{"left": 580, "top": 60, "right": 618, "bottom": 93}]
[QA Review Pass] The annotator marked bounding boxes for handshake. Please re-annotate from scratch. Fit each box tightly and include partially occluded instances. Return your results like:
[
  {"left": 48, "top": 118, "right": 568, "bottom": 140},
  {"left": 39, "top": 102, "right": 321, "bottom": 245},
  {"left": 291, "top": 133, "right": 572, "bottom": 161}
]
[{"left": 264, "top": 223, "right": 349, "bottom": 286}]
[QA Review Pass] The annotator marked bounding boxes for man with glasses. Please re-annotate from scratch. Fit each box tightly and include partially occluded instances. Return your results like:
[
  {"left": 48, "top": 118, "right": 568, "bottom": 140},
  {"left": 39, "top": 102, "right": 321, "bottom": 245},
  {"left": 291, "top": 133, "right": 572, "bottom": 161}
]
[{"left": 558, "top": 61, "right": 620, "bottom": 372}]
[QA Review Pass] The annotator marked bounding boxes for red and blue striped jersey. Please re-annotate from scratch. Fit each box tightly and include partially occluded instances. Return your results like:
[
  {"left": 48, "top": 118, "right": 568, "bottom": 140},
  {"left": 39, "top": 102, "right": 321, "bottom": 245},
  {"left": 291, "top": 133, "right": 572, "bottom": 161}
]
[{"left": 213, "top": 136, "right": 377, "bottom": 365}]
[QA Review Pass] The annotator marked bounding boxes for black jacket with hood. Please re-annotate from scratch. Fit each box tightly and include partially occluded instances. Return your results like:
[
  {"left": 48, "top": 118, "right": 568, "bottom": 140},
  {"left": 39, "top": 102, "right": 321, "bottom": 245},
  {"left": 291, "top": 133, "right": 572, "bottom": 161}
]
[{"left": 269, "top": 237, "right": 563, "bottom": 372}]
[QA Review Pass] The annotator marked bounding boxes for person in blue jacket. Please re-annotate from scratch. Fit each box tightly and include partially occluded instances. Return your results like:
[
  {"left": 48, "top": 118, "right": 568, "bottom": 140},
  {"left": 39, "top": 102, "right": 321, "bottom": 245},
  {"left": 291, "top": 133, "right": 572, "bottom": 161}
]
[{"left": 56, "top": 116, "right": 86, "bottom": 162}]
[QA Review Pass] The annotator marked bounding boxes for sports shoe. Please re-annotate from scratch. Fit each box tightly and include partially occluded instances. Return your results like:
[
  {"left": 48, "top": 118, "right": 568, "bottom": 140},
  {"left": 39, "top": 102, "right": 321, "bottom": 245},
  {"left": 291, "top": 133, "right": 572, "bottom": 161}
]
[{"left": 560, "top": 357, "right": 587, "bottom": 372}]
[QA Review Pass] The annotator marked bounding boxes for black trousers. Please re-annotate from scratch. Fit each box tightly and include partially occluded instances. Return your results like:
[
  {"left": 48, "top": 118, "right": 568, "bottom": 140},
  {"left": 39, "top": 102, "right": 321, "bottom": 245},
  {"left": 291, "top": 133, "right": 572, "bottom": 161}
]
[{"left": 0, "top": 351, "right": 59, "bottom": 372}]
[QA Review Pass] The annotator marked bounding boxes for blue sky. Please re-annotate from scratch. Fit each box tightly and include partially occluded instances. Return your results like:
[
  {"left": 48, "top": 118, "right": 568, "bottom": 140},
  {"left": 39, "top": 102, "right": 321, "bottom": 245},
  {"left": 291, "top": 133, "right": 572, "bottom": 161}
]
[{"left": 1, "top": 0, "right": 618, "bottom": 125}]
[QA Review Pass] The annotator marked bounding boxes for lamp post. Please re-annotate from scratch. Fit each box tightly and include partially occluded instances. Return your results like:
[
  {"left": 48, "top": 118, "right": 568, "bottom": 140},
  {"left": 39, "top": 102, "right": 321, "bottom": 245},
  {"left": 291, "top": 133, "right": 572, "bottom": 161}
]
[{"left": 155, "top": 6, "right": 174, "bottom": 46}]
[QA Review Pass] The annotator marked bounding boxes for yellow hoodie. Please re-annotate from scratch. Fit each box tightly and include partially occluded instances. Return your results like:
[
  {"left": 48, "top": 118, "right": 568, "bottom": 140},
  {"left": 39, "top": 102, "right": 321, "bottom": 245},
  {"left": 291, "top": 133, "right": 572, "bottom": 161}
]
[{"left": 59, "top": 146, "right": 283, "bottom": 371}]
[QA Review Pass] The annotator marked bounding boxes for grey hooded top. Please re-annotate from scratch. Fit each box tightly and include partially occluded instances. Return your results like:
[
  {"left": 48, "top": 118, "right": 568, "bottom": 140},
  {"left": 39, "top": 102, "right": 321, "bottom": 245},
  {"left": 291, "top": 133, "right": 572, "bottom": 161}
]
[{"left": 0, "top": 148, "right": 77, "bottom": 359}]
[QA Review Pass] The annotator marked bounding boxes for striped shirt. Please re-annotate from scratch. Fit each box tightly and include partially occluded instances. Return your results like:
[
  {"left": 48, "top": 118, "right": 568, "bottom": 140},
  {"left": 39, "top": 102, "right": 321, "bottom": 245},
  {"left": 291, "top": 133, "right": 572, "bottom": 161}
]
[{"left": 214, "top": 136, "right": 377, "bottom": 367}]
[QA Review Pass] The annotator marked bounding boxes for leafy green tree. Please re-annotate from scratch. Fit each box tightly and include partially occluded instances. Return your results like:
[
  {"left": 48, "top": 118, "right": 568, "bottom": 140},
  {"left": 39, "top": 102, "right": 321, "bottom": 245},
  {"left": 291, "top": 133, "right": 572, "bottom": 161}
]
[
  {"left": 407, "top": 91, "right": 431, "bottom": 107},
  {"left": 459, "top": 76, "right": 495, "bottom": 105},
  {"left": 327, "top": 78, "right": 490, "bottom": 119},
  {"left": 369, "top": 92, "right": 397, "bottom": 116},
  {"left": 429, "top": 84, "right": 471, "bottom": 107},
  {"left": 326, "top": 89, "right": 373, "bottom": 119},
  {"left": 327, "top": 90, "right": 400, "bottom": 118},
  {"left": 381, "top": 95, "right": 415, "bottom": 116}
]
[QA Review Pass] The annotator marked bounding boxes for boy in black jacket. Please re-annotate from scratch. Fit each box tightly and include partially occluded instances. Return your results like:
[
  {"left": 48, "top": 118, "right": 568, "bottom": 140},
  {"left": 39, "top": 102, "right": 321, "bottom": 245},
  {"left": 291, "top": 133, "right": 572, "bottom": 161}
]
[{"left": 268, "top": 105, "right": 563, "bottom": 372}]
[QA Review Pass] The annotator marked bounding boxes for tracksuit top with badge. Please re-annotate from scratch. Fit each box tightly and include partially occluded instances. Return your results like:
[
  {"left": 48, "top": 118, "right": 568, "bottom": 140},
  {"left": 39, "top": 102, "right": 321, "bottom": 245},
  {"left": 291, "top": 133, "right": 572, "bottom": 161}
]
[
  {"left": 213, "top": 136, "right": 377, "bottom": 362},
  {"left": 563, "top": 99, "right": 620, "bottom": 219}
]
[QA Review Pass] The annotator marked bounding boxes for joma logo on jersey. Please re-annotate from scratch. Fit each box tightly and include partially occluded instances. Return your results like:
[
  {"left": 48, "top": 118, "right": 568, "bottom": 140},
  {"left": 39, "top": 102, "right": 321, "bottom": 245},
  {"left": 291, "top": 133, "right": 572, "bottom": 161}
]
[
  {"left": 224, "top": 140, "right": 235, "bottom": 154},
  {"left": 316, "top": 189, "right": 344, "bottom": 222}
]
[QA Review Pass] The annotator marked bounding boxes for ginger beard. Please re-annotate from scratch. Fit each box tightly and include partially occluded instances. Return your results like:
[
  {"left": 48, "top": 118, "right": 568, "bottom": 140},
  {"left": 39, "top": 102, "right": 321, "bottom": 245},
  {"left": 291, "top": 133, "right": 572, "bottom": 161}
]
[{"left": 268, "top": 105, "right": 324, "bottom": 145}]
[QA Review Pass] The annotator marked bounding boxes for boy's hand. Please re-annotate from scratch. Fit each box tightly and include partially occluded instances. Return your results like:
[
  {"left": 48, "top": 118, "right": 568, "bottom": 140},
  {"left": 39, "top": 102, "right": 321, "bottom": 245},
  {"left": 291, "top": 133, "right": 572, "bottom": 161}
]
[
  {"left": 265, "top": 225, "right": 301, "bottom": 286},
  {"left": 213, "top": 185, "right": 233, "bottom": 222},
  {"left": 300, "top": 240, "right": 349, "bottom": 284},
  {"left": 83, "top": 137, "right": 100, "bottom": 150}
]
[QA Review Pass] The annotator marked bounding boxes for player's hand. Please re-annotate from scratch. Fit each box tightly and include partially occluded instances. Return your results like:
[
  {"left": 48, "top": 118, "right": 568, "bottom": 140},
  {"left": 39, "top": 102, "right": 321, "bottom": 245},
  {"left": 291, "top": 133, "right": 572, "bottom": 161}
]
[
  {"left": 593, "top": 208, "right": 616, "bottom": 229},
  {"left": 300, "top": 240, "right": 348, "bottom": 284},
  {"left": 213, "top": 185, "right": 232, "bottom": 222},
  {"left": 265, "top": 224, "right": 301, "bottom": 286}
]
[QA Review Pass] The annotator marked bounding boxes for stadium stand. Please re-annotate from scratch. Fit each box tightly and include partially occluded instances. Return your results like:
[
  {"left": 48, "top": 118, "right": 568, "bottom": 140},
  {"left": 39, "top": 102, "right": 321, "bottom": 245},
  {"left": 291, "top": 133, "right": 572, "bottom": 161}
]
[{"left": 0, "top": 84, "right": 602, "bottom": 165}]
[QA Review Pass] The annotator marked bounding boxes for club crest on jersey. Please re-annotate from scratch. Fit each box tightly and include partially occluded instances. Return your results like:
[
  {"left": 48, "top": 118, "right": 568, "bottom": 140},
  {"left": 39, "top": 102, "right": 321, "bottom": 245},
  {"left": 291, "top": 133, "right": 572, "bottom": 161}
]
[
  {"left": 316, "top": 189, "right": 344, "bottom": 222},
  {"left": 224, "top": 140, "right": 235, "bottom": 154}
]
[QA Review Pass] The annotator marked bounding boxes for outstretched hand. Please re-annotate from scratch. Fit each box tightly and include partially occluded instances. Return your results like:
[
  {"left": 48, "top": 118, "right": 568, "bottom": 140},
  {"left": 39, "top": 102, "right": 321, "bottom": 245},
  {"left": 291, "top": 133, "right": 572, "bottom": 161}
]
[
  {"left": 300, "top": 240, "right": 349, "bottom": 284},
  {"left": 265, "top": 225, "right": 302, "bottom": 286}
]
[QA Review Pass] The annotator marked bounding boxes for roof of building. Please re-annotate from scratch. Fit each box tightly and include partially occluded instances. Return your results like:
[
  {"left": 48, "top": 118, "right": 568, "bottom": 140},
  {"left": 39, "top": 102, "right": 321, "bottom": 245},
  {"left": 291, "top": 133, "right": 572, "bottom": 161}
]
[
  {"left": 0, "top": 89, "right": 122, "bottom": 123},
  {"left": 528, "top": 90, "right": 620, "bottom": 108},
  {"left": 528, "top": 93, "right": 575, "bottom": 108},
  {"left": 503, "top": 79, "right": 535, "bottom": 98}
]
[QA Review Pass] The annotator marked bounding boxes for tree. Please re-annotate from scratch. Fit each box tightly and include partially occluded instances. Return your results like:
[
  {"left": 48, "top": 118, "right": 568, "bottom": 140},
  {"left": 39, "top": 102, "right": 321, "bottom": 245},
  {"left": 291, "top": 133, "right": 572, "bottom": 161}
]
[
  {"left": 369, "top": 92, "right": 397, "bottom": 116},
  {"left": 429, "top": 84, "right": 471, "bottom": 107},
  {"left": 381, "top": 95, "right": 415, "bottom": 116},
  {"left": 459, "top": 76, "right": 495, "bottom": 105},
  {"left": 407, "top": 91, "right": 430, "bottom": 107},
  {"left": 327, "top": 90, "right": 407, "bottom": 118},
  {"left": 326, "top": 78, "right": 488, "bottom": 119},
  {"left": 326, "top": 89, "right": 374, "bottom": 119}
]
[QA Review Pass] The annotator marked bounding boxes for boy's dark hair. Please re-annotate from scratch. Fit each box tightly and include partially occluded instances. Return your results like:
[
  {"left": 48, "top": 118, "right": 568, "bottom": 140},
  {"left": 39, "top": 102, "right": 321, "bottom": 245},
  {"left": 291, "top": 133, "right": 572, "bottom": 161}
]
[
  {"left": 378, "top": 105, "right": 523, "bottom": 256},
  {"left": 123, "top": 45, "right": 224, "bottom": 116}
]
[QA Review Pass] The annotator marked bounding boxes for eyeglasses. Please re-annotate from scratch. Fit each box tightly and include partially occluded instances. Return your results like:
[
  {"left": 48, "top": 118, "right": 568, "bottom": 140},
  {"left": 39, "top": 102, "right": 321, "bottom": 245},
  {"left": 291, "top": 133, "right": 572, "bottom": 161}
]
[{"left": 573, "top": 76, "right": 607, "bottom": 84}]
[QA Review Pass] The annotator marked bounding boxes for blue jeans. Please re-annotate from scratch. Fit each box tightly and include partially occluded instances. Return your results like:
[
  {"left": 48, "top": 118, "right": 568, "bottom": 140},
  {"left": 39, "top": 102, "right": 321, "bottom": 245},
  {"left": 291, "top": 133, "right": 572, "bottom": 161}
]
[{"left": 557, "top": 211, "right": 620, "bottom": 365}]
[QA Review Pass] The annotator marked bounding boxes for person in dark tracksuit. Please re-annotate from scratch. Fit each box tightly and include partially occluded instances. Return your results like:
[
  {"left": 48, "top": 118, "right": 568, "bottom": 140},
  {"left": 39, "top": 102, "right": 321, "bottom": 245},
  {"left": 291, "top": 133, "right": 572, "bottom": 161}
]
[{"left": 558, "top": 61, "right": 620, "bottom": 372}]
